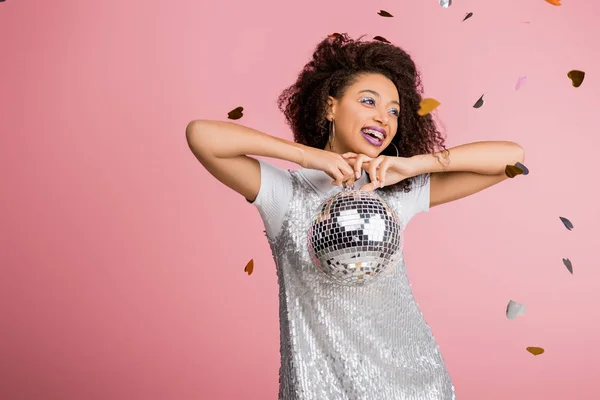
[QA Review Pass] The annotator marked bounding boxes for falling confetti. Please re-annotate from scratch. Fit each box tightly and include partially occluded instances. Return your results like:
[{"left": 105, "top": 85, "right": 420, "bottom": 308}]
[
  {"left": 567, "top": 70, "right": 585, "bottom": 87},
  {"left": 505, "top": 164, "right": 525, "bottom": 178},
  {"left": 506, "top": 300, "right": 527, "bottom": 320},
  {"left": 378, "top": 10, "right": 393, "bottom": 17},
  {"left": 562, "top": 258, "right": 573, "bottom": 274},
  {"left": 228, "top": 107, "right": 244, "bottom": 120},
  {"left": 514, "top": 162, "right": 529, "bottom": 175},
  {"left": 244, "top": 259, "right": 254, "bottom": 275},
  {"left": 473, "top": 95, "right": 485, "bottom": 108},
  {"left": 417, "top": 98, "right": 441, "bottom": 116},
  {"left": 439, "top": 0, "right": 452, "bottom": 8},
  {"left": 373, "top": 36, "right": 391, "bottom": 43},
  {"left": 515, "top": 76, "right": 527, "bottom": 90},
  {"left": 463, "top": 12, "right": 473, "bottom": 21},
  {"left": 526, "top": 347, "right": 545, "bottom": 356},
  {"left": 559, "top": 217, "right": 574, "bottom": 231},
  {"left": 545, "top": 0, "right": 561, "bottom": 5}
]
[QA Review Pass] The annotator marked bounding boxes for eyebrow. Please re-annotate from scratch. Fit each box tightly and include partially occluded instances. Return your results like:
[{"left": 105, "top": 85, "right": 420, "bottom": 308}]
[{"left": 358, "top": 90, "right": 400, "bottom": 107}]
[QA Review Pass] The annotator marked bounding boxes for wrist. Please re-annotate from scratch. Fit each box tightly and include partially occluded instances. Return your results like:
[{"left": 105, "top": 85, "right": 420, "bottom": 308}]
[{"left": 408, "top": 153, "right": 445, "bottom": 175}]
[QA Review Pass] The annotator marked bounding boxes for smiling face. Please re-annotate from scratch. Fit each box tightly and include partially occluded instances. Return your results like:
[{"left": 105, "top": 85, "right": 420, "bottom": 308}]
[{"left": 326, "top": 73, "right": 400, "bottom": 158}]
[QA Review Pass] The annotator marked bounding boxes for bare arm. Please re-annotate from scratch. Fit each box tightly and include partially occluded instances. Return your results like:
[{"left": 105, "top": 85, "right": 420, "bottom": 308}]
[{"left": 185, "top": 120, "right": 307, "bottom": 202}]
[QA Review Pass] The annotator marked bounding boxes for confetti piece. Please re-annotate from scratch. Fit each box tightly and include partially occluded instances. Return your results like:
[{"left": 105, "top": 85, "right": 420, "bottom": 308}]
[
  {"left": 515, "top": 76, "right": 527, "bottom": 90},
  {"left": 567, "top": 70, "right": 585, "bottom": 87},
  {"left": 228, "top": 107, "right": 244, "bottom": 120},
  {"left": 559, "top": 217, "right": 574, "bottom": 231},
  {"left": 328, "top": 33, "right": 342, "bottom": 39},
  {"left": 545, "top": 0, "right": 561, "bottom": 5},
  {"left": 514, "top": 162, "right": 529, "bottom": 175},
  {"left": 378, "top": 10, "right": 393, "bottom": 17},
  {"left": 526, "top": 347, "right": 545, "bottom": 356},
  {"left": 417, "top": 98, "right": 441, "bottom": 116},
  {"left": 473, "top": 95, "right": 485, "bottom": 108},
  {"left": 463, "top": 12, "right": 473, "bottom": 21},
  {"left": 439, "top": 0, "right": 452, "bottom": 8},
  {"left": 506, "top": 300, "right": 527, "bottom": 320},
  {"left": 373, "top": 36, "right": 391, "bottom": 43},
  {"left": 562, "top": 258, "right": 573, "bottom": 274},
  {"left": 244, "top": 259, "right": 254, "bottom": 275},
  {"left": 505, "top": 164, "right": 524, "bottom": 178}
]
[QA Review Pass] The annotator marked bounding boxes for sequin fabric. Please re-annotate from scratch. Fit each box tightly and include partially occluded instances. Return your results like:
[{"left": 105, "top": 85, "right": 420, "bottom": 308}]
[{"left": 266, "top": 170, "right": 456, "bottom": 400}]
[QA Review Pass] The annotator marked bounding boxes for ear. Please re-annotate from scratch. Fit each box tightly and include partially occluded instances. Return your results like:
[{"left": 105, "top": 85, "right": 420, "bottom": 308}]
[{"left": 326, "top": 96, "right": 337, "bottom": 121}]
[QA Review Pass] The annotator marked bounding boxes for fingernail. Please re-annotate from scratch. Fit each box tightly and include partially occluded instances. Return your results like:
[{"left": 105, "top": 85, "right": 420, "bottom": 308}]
[{"left": 355, "top": 172, "right": 360, "bottom": 179}]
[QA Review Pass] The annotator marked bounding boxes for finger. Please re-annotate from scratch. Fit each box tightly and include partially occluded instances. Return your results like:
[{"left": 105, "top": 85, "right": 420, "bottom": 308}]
[
  {"left": 359, "top": 183, "right": 375, "bottom": 192},
  {"left": 355, "top": 154, "right": 372, "bottom": 180},
  {"left": 330, "top": 169, "right": 344, "bottom": 186},
  {"left": 342, "top": 152, "right": 357, "bottom": 158},
  {"left": 368, "top": 158, "right": 383, "bottom": 187},
  {"left": 378, "top": 159, "right": 391, "bottom": 188}
]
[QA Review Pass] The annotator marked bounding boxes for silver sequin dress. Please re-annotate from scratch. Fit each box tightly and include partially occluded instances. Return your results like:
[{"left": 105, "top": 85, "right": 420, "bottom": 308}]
[{"left": 266, "top": 170, "right": 456, "bottom": 400}]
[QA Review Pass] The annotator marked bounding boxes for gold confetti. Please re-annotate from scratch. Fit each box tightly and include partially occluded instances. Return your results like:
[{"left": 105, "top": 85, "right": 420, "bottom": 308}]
[
  {"left": 328, "top": 32, "right": 342, "bottom": 39},
  {"left": 373, "top": 36, "right": 391, "bottom": 43},
  {"left": 377, "top": 10, "right": 393, "bottom": 17},
  {"left": 417, "top": 98, "right": 440, "bottom": 116},
  {"left": 244, "top": 259, "right": 254, "bottom": 275},
  {"left": 227, "top": 107, "right": 244, "bottom": 120},
  {"left": 505, "top": 164, "right": 524, "bottom": 178},
  {"left": 526, "top": 347, "right": 545, "bottom": 356},
  {"left": 545, "top": 0, "right": 561, "bottom": 5},
  {"left": 567, "top": 70, "right": 585, "bottom": 87}
]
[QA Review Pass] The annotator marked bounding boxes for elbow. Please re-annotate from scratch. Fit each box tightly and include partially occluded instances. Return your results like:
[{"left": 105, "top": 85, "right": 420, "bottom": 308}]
[
  {"left": 186, "top": 119, "right": 203, "bottom": 146},
  {"left": 508, "top": 141, "right": 525, "bottom": 163}
]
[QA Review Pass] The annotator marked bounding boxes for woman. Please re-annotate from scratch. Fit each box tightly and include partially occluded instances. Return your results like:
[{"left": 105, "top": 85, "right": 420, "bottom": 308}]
[{"left": 186, "top": 33, "right": 524, "bottom": 400}]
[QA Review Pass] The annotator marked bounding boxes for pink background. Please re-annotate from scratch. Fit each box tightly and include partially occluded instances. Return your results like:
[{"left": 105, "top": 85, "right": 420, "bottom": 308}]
[{"left": 1, "top": 0, "right": 599, "bottom": 399}]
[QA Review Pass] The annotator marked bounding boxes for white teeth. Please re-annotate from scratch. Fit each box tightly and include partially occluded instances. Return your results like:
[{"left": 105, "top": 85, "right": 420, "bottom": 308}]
[{"left": 363, "top": 129, "right": 384, "bottom": 140}]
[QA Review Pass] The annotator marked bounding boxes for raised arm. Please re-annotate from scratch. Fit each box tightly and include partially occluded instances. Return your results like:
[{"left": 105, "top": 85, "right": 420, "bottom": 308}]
[{"left": 185, "top": 120, "right": 355, "bottom": 202}]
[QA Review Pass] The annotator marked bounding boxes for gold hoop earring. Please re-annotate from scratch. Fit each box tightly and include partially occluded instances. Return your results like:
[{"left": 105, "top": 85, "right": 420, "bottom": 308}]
[{"left": 328, "top": 119, "right": 335, "bottom": 150}]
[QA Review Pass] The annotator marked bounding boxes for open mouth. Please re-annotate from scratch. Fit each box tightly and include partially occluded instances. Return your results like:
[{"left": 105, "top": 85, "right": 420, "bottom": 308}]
[{"left": 360, "top": 127, "right": 386, "bottom": 146}]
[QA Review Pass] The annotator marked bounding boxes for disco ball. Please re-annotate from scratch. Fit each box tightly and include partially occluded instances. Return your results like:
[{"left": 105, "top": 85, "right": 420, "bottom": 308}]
[{"left": 307, "top": 187, "right": 404, "bottom": 286}]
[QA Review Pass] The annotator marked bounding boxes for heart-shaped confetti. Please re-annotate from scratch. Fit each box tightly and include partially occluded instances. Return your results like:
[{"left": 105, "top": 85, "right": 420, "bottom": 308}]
[
  {"left": 244, "top": 259, "right": 254, "bottom": 275},
  {"left": 439, "top": 0, "right": 452, "bottom": 8},
  {"left": 417, "top": 98, "right": 440, "bottom": 116},
  {"left": 505, "top": 164, "right": 524, "bottom": 178},
  {"left": 473, "top": 95, "right": 485, "bottom": 108},
  {"left": 228, "top": 107, "right": 244, "bottom": 120},
  {"left": 526, "top": 347, "right": 545, "bottom": 356},
  {"left": 463, "top": 12, "right": 473, "bottom": 21},
  {"left": 545, "top": 0, "right": 561, "bottom": 5},
  {"left": 515, "top": 76, "right": 527, "bottom": 90},
  {"left": 559, "top": 217, "right": 574, "bottom": 231},
  {"left": 562, "top": 258, "right": 573, "bottom": 274},
  {"left": 506, "top": 300, "right": 527, "bottom": 320},
  {"left": 514, "top": 162, "right": 529, "bottom": 175},
  {"left": 373, "top": 36, "right": 391, "bottom": 43},
  {"left": 567, "top": 70, "right": 585, "bottom": 87},
  {"left": 378, "top": 10, "right": 393, "bottom": 17}
]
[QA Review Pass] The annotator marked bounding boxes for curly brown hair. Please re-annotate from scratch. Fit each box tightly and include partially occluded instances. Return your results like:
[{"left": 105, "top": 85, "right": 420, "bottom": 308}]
[{"left": 277, "top": 33, "right": 447, "bottom": 192}]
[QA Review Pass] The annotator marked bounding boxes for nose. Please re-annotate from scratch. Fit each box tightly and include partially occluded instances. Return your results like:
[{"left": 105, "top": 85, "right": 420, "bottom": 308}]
[{"left": 374, "top": 108, "right": 389, "bottom": 126}]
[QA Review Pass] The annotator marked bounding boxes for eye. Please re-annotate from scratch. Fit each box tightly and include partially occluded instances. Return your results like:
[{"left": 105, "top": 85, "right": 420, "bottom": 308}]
[
  {"left": 359, "top": 97, "right": 376, "bottom": 106},
  {"left": 389, "top": 108, "right": 400, "bottom": 117}
]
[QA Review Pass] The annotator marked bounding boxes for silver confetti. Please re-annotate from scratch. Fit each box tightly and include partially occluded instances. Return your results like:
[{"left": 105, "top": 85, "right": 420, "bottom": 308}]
[
  {"left": 307, "top": 187, "right": 404, "bottom": 286},
  {"left": 506, "top": 300, "right": 527, "bottom": 320},
  {"left": 439, "top": 0, "right": 452, "bottom": 8}
]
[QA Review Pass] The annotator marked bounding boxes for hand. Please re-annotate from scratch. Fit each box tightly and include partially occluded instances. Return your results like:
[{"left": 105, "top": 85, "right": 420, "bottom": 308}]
[
  {"left": 342, "top": 153, "right": 418, "bottom": 191},
  {"left": 300, "top": 147, "right": 356, "bottom": 187}
]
